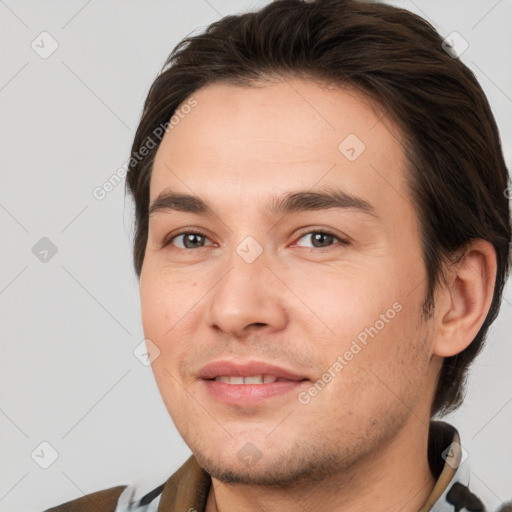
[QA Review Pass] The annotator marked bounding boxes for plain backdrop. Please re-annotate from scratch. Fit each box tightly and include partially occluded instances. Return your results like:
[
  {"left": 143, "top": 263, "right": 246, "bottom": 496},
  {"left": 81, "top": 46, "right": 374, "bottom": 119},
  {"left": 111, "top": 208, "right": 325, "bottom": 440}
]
[{"left": 0, "top": 1, "right": 511, "bottom": 511}]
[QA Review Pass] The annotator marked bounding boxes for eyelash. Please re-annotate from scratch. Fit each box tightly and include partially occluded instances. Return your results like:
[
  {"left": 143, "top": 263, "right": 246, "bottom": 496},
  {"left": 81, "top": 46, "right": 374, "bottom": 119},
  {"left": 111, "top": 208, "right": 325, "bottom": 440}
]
[
  {"left": 162, "top": 228, "right": 349, "bottom": 250},
  {"left": 294, "top": 228, "right": 350, "bottom": 249}
]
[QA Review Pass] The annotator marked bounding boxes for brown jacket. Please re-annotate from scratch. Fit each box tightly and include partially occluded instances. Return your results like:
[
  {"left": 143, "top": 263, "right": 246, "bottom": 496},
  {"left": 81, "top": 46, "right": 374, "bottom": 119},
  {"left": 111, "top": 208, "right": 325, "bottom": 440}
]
[{"left": 43, "top": 455, "right": 211, "bottom": 512}]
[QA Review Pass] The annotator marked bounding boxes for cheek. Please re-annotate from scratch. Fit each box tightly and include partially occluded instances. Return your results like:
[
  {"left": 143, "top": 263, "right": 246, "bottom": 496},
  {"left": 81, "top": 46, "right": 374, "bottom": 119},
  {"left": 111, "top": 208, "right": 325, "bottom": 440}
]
[
  {"left": 289, "top": 263, "right": 403, "bottom": 341},
  {"left": 139, "top": 271, "right": 197, "bottom": 424},
  {"left": 291, "top": 258, "right": 428, "bottom": 384},
  {"left": 140, "top": 261, "right": 201, "bottom": 322},
  {"left": 139, "top": 269, "right": 199, "bottom": 364}
]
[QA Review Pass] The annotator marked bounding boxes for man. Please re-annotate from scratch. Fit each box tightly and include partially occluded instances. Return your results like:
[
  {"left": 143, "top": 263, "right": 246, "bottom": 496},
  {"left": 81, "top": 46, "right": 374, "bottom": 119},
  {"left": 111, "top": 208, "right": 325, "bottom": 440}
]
[{"left": 44, "top": 0, "right": 511, "bottom": 510}]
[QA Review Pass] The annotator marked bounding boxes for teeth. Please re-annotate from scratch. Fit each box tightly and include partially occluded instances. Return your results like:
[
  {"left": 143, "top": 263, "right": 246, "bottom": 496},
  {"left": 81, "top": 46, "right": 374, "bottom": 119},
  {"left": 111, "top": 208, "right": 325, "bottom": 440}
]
[
  {"left": 244, "top": 375, "right": 263, "bottom": 384},
  {"left": 213, "top": 374, "right": 282, "bottom": 384}
]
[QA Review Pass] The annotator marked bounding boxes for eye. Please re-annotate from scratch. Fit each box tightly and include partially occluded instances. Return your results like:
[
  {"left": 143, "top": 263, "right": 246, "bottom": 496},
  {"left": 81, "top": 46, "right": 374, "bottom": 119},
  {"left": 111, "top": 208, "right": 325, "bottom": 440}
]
[
  {"left": 164, "top": 231, "right": 214, "bottom": 249},
  {"left": 162, "top": 229, "right": 348, "bottom": 250},
  {"left": 294, "top": 230, "right": 348, "bottom": 249}
]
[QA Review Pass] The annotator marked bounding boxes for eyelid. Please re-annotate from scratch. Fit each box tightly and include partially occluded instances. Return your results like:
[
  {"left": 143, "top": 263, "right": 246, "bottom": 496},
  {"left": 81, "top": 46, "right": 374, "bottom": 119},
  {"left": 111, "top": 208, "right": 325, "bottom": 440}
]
[
  {"left": 161, "top": 228, "right": 213, "bottom": 248},
  {"left": 291, "top": 227, "right": 350, "bottom": 247}
]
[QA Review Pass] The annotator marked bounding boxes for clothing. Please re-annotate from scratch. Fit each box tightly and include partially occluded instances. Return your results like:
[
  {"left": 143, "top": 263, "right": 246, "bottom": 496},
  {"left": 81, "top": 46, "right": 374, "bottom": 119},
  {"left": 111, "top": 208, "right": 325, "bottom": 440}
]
[{"left": 43, "top": 421, "right": 510, "bottom": 512}]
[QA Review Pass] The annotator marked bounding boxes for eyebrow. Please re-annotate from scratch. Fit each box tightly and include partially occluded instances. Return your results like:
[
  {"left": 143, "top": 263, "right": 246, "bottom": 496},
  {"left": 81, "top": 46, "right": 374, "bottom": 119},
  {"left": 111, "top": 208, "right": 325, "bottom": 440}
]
[{"left": 148, "top": 188, "right": 378, "bottom": 218}]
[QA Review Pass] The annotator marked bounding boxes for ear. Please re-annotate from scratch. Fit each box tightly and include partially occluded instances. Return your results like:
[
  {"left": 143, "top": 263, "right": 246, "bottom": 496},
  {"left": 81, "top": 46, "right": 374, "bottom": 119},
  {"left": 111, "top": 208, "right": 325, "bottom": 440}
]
[{"left": 432, "top": 239, "right": 497, "bottom": 358}]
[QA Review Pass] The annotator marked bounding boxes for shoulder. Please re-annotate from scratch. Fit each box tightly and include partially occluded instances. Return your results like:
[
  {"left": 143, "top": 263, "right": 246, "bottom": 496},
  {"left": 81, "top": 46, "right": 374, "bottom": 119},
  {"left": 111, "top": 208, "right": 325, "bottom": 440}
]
[
  {"left": 41, "top": 455, "right": 205, "bottom": 512},
  {"left": 42, "top": 485, "right": 128, "bottom": 512}
]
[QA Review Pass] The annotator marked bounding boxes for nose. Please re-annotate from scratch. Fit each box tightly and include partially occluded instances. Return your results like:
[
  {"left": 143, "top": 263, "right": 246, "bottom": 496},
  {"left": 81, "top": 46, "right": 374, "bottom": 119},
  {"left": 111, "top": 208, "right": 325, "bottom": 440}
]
[{"left": 206, "top": 244, "right": 288, "bottom": 337}]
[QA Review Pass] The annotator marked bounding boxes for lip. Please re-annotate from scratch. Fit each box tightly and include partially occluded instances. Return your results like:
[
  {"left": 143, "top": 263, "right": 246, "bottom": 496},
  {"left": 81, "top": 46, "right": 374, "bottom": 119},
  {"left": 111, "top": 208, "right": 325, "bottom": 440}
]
[
  {"left": 198, "top": 360, "right": 310, "bottom": 406},
  {"left": 198, "top": 360, "right": 309, "bottom": 381}
]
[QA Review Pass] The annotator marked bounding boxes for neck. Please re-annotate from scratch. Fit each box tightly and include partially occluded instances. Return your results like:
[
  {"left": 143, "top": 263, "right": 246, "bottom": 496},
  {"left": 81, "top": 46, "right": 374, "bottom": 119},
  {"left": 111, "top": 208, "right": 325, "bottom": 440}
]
[{"left": 205, "top": 418, "right": 436, "bottom": 512}]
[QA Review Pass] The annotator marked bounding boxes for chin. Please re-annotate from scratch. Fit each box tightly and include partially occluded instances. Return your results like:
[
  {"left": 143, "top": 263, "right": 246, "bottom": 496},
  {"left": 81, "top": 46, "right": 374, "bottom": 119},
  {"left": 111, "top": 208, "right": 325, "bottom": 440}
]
[{"left": 193, "top": 443, "right": 341, "bottom": 487}]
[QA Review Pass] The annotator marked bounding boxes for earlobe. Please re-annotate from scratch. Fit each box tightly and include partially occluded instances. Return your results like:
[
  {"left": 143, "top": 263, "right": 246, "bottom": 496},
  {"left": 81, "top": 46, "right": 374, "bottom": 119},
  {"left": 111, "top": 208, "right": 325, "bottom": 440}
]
[{"left": 432, "top": 240, "right": 497, "bottom": 358}]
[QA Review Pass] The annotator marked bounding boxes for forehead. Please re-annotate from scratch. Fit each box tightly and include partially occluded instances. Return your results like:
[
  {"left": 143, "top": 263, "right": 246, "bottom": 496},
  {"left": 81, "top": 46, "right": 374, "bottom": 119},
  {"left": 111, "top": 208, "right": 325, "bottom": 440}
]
[{"left": 150, "top": 78, "right": 408, "bottom": 212}]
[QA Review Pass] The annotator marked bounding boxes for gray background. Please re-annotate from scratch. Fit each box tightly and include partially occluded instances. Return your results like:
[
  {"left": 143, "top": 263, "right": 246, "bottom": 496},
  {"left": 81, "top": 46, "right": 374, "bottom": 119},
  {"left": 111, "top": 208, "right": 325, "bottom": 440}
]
[{"left": 0, "top": 1, "right": 511, "bottom": 511}]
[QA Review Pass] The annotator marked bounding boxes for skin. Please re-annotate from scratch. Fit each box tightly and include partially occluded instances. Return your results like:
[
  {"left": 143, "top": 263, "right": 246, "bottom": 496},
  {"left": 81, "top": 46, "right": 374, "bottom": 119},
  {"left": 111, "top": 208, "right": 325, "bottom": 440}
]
[{"left": 139, "top": 77, "right": 497, "bottom": 512}]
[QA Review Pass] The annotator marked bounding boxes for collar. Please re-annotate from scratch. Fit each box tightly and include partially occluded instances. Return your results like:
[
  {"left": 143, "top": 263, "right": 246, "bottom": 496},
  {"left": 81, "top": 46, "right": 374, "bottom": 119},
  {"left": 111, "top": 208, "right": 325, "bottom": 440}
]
[{"left": 420, "top": 421, "right": 473, "bottom": 512}]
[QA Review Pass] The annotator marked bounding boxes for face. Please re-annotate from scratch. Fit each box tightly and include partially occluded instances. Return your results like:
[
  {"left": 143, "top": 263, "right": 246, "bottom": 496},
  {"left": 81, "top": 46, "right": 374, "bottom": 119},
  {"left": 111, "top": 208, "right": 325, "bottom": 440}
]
[{"left": 139, "top": 78, "right": 438, "bottom": 485}]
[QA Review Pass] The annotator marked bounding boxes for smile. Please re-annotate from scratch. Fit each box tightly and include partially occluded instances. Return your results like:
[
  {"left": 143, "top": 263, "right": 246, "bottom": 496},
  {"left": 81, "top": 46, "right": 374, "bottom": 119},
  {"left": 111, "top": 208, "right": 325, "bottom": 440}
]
[{"left": 212, "top": 374, "right": 296, "bottom": 384}]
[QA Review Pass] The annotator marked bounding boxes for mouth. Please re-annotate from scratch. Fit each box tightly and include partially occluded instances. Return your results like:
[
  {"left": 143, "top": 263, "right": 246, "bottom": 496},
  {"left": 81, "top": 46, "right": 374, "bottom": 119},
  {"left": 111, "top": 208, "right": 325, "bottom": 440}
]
[
  {"left": 209, "top": 374, "right": 304, "bottom": 384},
  {"left": 199, "top": 360, "right": 310, "bottom": 406}
]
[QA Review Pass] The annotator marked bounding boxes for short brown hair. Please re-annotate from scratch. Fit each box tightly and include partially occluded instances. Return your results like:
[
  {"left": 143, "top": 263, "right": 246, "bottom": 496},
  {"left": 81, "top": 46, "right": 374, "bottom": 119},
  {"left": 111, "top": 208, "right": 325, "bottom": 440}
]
[{"left": 126, "top": 0, "right": 511, "bottom": 417}]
